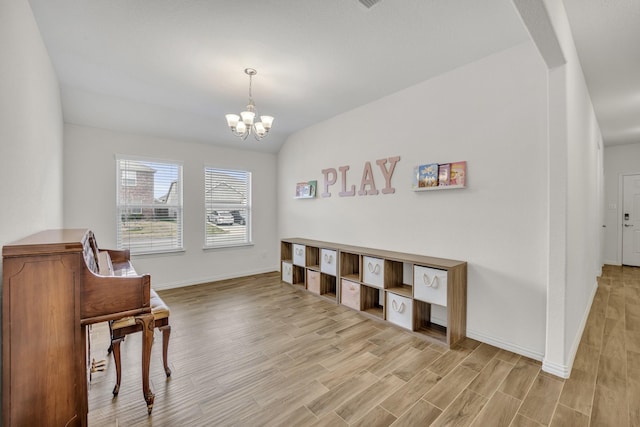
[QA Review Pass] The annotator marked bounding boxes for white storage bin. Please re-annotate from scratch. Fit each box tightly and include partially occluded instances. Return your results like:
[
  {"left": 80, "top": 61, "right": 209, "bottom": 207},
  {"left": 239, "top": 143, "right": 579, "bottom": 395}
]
[
  {"left": 386, "top": 292, "right": 413, "bottom": 330},
  {"left": 414, "top": 265, "right": 448, "bottom": 306},
  {"left": 320, "top": 249, "right": 337, "bottom": 276},
  {"left": 282, "top": 261, "right": 293, "bottom": 284},
  {"left": 363, "top": 256, "right": 384, "bottom": 289},
  {"left": 293, "top": 244, "right": 306, "bottom": 266}
]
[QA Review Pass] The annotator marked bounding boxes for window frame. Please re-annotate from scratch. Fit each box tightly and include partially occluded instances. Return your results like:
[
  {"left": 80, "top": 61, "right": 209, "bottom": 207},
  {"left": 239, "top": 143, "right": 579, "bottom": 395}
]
[
  {"left": 204, "top": 166, "right": 252, "bottom": 249},
  {"left": 116, "top": 155, "right": 184, "bottom": 255}
]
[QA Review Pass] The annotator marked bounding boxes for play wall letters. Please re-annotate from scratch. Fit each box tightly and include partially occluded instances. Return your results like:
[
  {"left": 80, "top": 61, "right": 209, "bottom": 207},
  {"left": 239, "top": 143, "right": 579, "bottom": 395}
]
[{"left": 321, "top": 156, "right": 400, "bottom": 198}]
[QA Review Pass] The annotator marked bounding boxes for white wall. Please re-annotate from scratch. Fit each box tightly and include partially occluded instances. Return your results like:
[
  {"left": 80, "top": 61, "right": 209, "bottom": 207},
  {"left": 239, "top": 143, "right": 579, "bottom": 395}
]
[
  {"left": 64, "top": 124, "right": 279, "bottom": 289},
  {"left": 603, "top": 143, "right": 640, "bottom": 264},
  {"left": 0, "top": 0, "right": 64, "bottom": 250},
  {"left": 537, "top": 0, "right": 603, "bottom": 378},
  {"left": 0, "top": 0, "right": 64, "bottom": 410},
  {"left": 278, "top": 42, "right": 549, "bottom": 359}
]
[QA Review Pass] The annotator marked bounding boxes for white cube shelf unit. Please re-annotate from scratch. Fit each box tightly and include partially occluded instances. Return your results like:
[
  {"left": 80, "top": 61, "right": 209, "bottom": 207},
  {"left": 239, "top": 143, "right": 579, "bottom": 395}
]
[{"left": 280, "top": 238, "right": 467, "bottom": 348}]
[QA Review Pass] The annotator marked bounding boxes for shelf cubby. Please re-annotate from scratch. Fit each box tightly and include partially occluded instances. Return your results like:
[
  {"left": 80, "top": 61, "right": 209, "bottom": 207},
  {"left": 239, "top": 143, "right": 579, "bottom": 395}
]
[
  {"left": 414, "top": 300, "right": 447, "bottom": 342},
  {"left": 340, "top": 251, "right": 361, "bottom": 282},
  {"left": 361, "top": 284, "right": 384, "bottom": 319},
  {"left": 306, "top": 246, "right": 320, "bottom": 270},
  {"left": 320, "top": 273, "right": 337, "bottom": 301}
]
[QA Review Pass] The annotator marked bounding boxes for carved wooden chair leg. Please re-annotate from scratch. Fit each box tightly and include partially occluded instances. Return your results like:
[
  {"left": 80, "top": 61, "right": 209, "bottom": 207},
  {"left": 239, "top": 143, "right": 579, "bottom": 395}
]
[
  {"left": 111, "top": 336, "right": 125, "bottom": 396},
  {"left": 135, "top": 314, "right": 155, "bottom": 415},
  {"left": 159, "top": 324, "right": 171, "bottom": 377}
]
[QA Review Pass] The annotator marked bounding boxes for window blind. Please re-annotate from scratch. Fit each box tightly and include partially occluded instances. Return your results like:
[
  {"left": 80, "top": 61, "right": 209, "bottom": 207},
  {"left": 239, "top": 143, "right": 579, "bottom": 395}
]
[
  {"left": 204, "top": 167, "right": 251, "bottom": 247},
  {"left": 116, "top": 157, "right": 183, "bottom": 254}
]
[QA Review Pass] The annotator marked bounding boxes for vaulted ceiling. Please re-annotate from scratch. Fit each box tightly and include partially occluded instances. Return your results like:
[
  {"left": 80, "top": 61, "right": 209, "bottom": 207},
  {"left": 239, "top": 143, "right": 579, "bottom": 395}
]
[{"left": 27, "top": 0, "right": 640, "bottom": 153}]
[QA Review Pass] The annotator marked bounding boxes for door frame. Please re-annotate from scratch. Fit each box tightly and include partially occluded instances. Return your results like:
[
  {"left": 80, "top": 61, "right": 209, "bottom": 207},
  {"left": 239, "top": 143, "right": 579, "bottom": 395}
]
[{"left": 617, "top": 172, "right": 640, "bottom": 265}]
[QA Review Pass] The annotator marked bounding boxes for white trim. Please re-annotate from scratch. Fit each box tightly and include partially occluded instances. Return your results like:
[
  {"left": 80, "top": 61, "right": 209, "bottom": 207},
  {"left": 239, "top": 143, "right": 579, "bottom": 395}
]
[
  {"left": 466, "top": 329, "right": 544, "bottom": 362},
  {"left": 151, "top": 267, "right": 278, "bottom": 290},
  {"left": 619, "top": 172, "right": 640, "bottom": 266},
  {"left": 542, "top": 358, "right": 570, "bottom": 378},
  {"left": 550, "top": 278, "right": 599, "bottom": 379},
  {"left": 603, "top": 259, "right": 621, "bottom": 266},
  {"left": 617, "top": 174, "right": 624, "bottom": 265}
]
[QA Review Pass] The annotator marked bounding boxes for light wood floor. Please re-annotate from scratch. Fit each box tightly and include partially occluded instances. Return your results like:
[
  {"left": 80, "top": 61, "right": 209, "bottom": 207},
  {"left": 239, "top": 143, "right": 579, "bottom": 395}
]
[{"left": 87, "top": 265, "right": 640, "bottom": 426}]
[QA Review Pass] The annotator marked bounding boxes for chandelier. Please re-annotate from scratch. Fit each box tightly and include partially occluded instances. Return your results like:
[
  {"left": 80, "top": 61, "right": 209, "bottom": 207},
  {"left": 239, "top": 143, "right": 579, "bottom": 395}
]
[{"left": 225, "top": 68, "right": 274, "bottom": 141}]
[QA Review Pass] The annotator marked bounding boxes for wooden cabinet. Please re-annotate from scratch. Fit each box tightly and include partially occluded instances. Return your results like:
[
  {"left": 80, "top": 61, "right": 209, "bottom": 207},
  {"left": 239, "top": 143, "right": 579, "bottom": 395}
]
[{"left": 281, "top": 238, "right": 467, "bottom": 348}]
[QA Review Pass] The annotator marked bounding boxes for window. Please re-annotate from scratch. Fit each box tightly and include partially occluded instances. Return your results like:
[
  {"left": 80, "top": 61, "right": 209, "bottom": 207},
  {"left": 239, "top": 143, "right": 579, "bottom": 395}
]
[
  {"left": 122, "top": 170, "right": 137, "bottom": 187},
  {"left": 116, "top": 157, "right": 183, "bottom": 254},
  {"left": 205, "top": 167, "right": 251, "bottom": 247}
]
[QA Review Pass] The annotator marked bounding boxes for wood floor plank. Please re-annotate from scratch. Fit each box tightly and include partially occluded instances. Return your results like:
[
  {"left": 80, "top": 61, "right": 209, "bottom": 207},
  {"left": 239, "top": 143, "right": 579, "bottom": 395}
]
[
  {"left": 494, "top": 349, "right": 521, "bottom": 365},
  {"left": 350, "top": 405, "right": 396, "bottom": 427},
  {"left": 309, "top": 411, "right": 348, "bottom": 427},
  {"left": 517, "top": 372, "right": 564, "bottom": 425},
  {"left": 467, "top": 357, "right": 513, "bottom": 398},
  {"left": 431, "top": 389, "right": 487, "bottom": 427},
  {"left": 509, "top": 414, "right": 545, "bottom": 427},
  {"left": 391, "top": 399, "right": 442, "bottom": 427},
  {"left": 469, "top": 391, "right": 520, "bottom": 427},
  {"left": 423, "top": 365, "right": 478, "bottom": 410},
  {"left": 392, "top": 347, "right": 443, "bottom": 382},
  {"left": 317, "top": 351, "right": 379, "bottom": 390},
  {"left": 628, "top": 378, "right": 640, "bottom": 427},
  {"left": 596, "top": 353, "right": 627, "bottom": 391},
  {"left": 379, "top": 368, "right": 440, "bottom": 417},
  {"left": 334, "top": 373, "right": 405, "bottom": 423},
  {"left": 460, "top": 343, "right": 500, "bottom": 372},
  {"left": 549, "top": 403, "right": 590, "bottom": 427},
  {"left": 600, "top": 316, "right": 627, "bottom": 360},
  {"left": 558, "top": 367, "right": 596, "bottom": 416},
  {"left": 498, "top": 358, "right": 540, "bottom": 400},
  {"left": 428, "top": 346, "right": 474, "bottom": 377},
  {"left": 307, "top": 370, "right": 380, "bottom": 417},
  {"left": 590, "top": 383, "right": 629, "bottom": 427}
]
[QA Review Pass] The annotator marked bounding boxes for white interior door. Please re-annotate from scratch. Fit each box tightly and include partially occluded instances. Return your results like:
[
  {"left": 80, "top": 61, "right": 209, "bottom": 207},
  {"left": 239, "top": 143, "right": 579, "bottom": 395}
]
[{"left": 622, "top": 174, "right": 640, "bottom": 266}]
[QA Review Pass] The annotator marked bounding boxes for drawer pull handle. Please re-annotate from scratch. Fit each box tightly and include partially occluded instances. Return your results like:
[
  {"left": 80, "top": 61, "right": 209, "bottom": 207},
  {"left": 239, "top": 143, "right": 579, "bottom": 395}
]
[
  {"left": 391, "top": 300, "right": 405, "bottom": 313},
  {"left": 349, "top": 285, "right": 356, "bottom": 291},
  {"left": 324, "top": 253, "right": 333, "bottom": 264},
  {"left": 423, "top": 273, "right": 439, "bottom": 288},
  {"left": 295, "top": 248, "right": 303, "bottom": 256},
  {"left": 367, "top": 262, "right": 381, "bottom": 275}
]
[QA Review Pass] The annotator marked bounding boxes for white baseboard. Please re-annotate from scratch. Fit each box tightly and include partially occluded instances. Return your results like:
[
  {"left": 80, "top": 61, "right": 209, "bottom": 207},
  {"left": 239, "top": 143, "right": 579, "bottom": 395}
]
[
  {"left": 544, "top": 278, "right": 599, "bottom": 378},
  {"left": 153, "top": 266, "right": 278, "bottom": 290},
  {"left": 466, "top": 329, "right": 544, "bottom": 362},
  {"left": 542, "top": 358, "right": 571, "bottom": 378},
  {"left": 603, "top": 259, "right": 620, "bottom": 266}
]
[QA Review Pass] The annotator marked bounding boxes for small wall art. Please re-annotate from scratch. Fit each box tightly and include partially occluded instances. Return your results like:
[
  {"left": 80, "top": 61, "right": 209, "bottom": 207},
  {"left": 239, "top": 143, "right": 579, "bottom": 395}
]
[
  {"left": 295, "top": 180, "right": 317, "bottom": 199},
  {"left": 412, "top": 161, "right": 466, "bottom": 191}
]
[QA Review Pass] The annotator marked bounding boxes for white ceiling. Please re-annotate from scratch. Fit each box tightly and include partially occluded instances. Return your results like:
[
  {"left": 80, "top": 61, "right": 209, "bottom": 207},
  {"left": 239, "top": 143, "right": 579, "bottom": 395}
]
[
  {"left": 563, "top": 0, "right": 640, "bottom": 147},
  {"left": 26, "top": 0, "right": 639, "bottom": 153}
]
